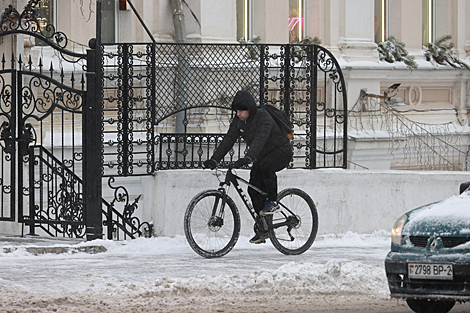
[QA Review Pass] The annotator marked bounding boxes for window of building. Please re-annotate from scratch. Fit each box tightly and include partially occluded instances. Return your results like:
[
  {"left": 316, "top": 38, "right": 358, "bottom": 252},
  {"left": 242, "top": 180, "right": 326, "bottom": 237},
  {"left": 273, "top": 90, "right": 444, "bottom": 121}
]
[
  {"left": 236, "top": 0, "right": 252, "bottom": 41},
  {"left": 35, "top": 0, "right": 54, "bottom": 45},
  {"left": 374, "top": 0, "right": 389, "bottom": 43},
  {"left": 422, "top": 0, "right": 448, "bottom": 45},
  {"left": 101, "top": 0, "right": 116, "bottom": 43},
  {"left": 289, "top": 0, "right": 305, "bottom": 43}
]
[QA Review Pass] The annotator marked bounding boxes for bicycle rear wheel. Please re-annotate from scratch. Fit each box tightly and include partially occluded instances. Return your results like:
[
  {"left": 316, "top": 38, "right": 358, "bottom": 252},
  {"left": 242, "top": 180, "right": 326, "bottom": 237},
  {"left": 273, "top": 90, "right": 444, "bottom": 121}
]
[
  {"left": 268, "top": 188, "right": 318, "bottom": 255},
  {"left": 184, "top": 190, "right": 241, "bottom": 258}
]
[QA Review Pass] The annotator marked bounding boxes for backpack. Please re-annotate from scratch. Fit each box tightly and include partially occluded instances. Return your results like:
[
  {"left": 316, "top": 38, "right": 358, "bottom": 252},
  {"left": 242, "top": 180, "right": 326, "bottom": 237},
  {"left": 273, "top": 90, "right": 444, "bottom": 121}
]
[{"left": 262, "top": 104, "right": 294, "bottom": 140}]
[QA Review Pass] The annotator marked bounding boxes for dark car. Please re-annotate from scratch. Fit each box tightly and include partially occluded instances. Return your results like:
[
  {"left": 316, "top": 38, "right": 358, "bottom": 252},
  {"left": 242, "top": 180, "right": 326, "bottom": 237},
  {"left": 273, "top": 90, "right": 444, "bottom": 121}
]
[{"left": 385, "top": 182, "right": 470, "bottom": 313}]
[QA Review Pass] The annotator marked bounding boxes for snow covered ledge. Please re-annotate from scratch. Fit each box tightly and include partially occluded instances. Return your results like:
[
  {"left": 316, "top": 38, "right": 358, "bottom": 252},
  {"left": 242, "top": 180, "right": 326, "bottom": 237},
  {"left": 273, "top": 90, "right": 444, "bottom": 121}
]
[
  {"left": 146, "top": 169, "right": 468, "bottom": 238},
  {"left": 337, "top": 37, "right": 379, "bottom": 63}
]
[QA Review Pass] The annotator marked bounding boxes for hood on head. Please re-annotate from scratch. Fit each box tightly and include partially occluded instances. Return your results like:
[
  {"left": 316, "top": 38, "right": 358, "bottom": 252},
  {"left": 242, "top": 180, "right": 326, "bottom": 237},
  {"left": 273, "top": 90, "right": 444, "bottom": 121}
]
[{"left": 231, "top": 90, "right": 258, "bottom": 114}]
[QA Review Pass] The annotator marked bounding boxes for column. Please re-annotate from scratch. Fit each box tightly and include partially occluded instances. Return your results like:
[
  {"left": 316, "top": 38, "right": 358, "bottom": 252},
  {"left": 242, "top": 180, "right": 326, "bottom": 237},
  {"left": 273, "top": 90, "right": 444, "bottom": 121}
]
[
  {"left": 336, "top": 0, "right": 379, "bottom": 63},
  {"left": 200, "top": 0, "right": 237, "bottom": 42}
]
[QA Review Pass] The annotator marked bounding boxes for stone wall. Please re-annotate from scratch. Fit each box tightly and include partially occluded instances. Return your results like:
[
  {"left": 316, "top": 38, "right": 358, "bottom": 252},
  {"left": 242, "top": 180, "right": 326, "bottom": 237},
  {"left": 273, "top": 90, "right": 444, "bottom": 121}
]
[
  {"left": 145, "top": 169, "right": 469, "bottom": 237},
  {"left": 1, "top": 169, "right": 468, "bottom": 238}
]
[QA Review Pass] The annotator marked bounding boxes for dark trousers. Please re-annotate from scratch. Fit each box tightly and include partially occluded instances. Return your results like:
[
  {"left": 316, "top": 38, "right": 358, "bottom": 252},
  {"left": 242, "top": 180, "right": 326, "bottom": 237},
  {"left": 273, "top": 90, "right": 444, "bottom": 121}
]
[{"left": 248, "top": 149, "right": 292, "bottom": 214}]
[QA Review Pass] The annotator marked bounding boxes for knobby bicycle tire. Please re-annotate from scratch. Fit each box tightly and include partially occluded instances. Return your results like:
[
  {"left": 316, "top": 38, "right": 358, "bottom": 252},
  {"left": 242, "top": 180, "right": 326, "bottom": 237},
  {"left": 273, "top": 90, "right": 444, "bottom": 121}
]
[
  {"left": 268, "top": 188, "right": 318, "bottom": 255},
  {"left": 184, "top": 190, "right": 241, "bottom": 258}
]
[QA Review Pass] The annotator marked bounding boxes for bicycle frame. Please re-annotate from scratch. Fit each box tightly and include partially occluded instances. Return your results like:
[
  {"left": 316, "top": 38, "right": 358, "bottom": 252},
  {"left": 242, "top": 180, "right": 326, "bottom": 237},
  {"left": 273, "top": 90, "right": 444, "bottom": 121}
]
[
  {"left": 212, "top": 168, "right": 260, "bottom": 221},
  {"left": 213, "top": 167, "right": 293, "bottom": 233}
]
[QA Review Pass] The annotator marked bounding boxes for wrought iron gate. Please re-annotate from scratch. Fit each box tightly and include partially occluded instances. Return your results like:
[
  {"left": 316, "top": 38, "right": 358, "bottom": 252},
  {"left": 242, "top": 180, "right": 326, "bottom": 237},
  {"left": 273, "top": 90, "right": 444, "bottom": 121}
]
[
  {"left": 0, "top": 8, "right": 90, "bottom": 237},
  {"left": 100, "top": 43, "right": 347, "bottom": 175},
  {"left": 0, "top": 3, "right": 152, "bottom": 240}
]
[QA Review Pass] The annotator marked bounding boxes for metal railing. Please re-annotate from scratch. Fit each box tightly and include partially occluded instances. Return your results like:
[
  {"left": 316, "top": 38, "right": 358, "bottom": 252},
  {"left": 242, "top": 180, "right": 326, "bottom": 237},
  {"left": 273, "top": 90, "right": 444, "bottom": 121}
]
[{"left": 100, "top": 43, "right": 348, "bottom": 175}]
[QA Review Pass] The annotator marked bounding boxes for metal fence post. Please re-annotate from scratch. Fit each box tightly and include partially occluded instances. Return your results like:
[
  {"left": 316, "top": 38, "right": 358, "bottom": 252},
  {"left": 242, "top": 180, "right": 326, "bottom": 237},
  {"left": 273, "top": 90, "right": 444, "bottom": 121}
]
[
  {"left": 84, "top": 46, "right": 103, "bottom": 241},
  {"left": 311, "top": 45, "right": 318, "bottom": 169},
  {"left": 259, "top": 44, "right": 265, "bottom": 105},
  {"left": 121, "top": 43, "right": 130, "bottom": 176},
  {"left": 283, "top": 45, "right": 291, "bottom": 117},
  {"left": 150, "top": 43, "right": 156, "bottom": 173}
]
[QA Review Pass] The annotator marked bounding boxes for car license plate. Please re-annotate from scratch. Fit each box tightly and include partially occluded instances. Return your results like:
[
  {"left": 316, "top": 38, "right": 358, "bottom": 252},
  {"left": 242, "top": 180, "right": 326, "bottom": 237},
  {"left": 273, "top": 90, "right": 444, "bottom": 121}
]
[{"left": 408, "top": 263, "right": 453, "bottom": 280}]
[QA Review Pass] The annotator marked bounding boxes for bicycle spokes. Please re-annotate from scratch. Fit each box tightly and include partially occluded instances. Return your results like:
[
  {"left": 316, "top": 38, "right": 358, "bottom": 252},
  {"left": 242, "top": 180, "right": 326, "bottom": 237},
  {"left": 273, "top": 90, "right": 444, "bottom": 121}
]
[
  {"left": 268, "top": 188, "right": 318, "bottom": 255},
  {"left": 184, "top": 190, "right": 241, "bottom": 258}
]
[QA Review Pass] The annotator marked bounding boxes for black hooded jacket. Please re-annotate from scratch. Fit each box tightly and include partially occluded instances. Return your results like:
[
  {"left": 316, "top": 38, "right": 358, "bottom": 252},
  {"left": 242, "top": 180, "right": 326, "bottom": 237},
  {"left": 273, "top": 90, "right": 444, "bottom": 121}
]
[{"left": 211, "top": 91, "right": 293, "bottom": 163}]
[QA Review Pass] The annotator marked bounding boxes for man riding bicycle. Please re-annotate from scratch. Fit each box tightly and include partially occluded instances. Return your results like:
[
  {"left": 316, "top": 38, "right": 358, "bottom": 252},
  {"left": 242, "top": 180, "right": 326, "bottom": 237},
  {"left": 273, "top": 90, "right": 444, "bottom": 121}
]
[{"left": 203, "top": 90, "right": 293, "bottom": 244}]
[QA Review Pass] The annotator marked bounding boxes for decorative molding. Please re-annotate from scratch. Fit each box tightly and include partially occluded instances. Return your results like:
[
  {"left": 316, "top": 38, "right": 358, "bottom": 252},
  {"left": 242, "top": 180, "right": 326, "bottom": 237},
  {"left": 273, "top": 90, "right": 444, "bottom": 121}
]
[{"left": 337, "top": 37, "right": 379, "bottom": 63}]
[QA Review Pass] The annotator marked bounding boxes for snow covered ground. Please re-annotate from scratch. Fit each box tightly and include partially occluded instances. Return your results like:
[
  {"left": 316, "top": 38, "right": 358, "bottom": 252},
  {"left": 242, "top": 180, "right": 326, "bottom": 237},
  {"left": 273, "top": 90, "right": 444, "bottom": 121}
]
[{"left": 1, "top": 231, "right": 470, "bottom": 312}]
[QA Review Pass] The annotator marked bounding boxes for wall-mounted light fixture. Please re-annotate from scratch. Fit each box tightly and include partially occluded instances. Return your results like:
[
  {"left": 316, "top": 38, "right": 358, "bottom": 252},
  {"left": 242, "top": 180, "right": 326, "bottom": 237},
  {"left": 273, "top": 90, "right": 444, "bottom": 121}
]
[{"left": 360, "top": 83, "right": 405, "bottom": 106}]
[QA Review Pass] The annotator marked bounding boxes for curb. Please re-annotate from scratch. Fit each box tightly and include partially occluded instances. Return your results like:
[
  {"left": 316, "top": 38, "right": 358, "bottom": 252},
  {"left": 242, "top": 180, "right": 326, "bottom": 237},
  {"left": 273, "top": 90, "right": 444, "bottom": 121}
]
[{"left": 2, "top": 245, "right": 107, "bottom": 255}]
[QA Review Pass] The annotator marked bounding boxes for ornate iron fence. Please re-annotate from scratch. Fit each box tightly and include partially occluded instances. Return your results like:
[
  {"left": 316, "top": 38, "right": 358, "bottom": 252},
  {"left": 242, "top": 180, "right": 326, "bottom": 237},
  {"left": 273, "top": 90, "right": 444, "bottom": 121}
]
[
  {"left": 0, "top": 3, "right": 149, "bottom": 240},
  {"left": 101, "top": 43, "right": 347, "bottom": 175}
]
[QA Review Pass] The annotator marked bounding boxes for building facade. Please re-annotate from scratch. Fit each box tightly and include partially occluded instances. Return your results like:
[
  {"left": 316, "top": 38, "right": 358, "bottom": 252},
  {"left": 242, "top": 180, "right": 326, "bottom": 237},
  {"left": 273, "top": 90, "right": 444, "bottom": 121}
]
[
  {"left": 5, "top": 0, "right": 470, "bottom": 171},
  {"left": 0, "top": 0, "right": 470, "bottom": 237}
]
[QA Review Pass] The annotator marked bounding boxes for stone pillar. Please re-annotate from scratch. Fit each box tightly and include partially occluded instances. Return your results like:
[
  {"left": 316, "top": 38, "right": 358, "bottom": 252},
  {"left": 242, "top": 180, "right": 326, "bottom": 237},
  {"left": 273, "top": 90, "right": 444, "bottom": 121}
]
[
  {"left": 451, "top": 0, "right": 469, "bottom": 59},
  {"left": 251, "top": 0, "right": 289, "bottom": 44},
  {"left": 390, "top": 1, "right": 423, "bottom": 59},
  {"left": 327, "top": 0, "right": 380, "bottom": 112},
  {"left": 336, "top": 0, "right": 379, "bottom": 63},
  {"left": 461, "top": 0, "right": 470, "bottom": 58},
  {"left": 199, "top": 0, "right": 237, "bottom": 42},
  {"left": 265, "top": 0, "right": 289, "bottom": 43},
  {"left": 305, "top": 0, "right": 324, "bottom": 41},
  {"left": 323, "top": 0, "right": 341, "bottom": 55},
  {"left": 118, "top": 1, "right": 133, "bottom": 43}
]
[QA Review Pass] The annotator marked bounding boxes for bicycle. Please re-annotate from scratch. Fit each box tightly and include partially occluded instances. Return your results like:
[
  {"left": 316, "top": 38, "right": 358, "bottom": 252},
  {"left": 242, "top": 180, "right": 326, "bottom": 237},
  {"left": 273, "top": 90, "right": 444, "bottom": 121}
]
[{"left": 184, "top": 165, "right": 319, "bottom": 258}]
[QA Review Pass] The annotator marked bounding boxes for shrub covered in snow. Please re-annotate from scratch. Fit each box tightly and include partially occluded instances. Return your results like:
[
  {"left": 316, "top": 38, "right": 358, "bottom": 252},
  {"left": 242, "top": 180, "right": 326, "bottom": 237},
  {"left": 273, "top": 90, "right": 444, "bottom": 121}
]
[
  {"left": 423, "top": 35, "right": 470, "bottom": 70},
  {"left": 377, "top": 36, "right": 418, "bottom": 69}
]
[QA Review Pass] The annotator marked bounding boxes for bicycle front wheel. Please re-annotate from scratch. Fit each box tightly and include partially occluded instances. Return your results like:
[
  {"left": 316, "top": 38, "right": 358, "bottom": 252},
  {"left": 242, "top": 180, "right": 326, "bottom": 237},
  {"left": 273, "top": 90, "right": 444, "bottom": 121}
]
[
  {"left": 268, "top": 188, "right": 318, "bottom": 255},
  {"left": 184, "top": 190, "right": 241, "bottom": 258}
]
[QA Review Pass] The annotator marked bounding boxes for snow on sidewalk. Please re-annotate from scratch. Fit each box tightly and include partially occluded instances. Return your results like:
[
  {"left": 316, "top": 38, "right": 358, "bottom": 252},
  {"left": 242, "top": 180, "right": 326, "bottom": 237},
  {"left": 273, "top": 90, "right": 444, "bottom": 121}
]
[{"left": 0, "top": 231, "right": 391, "bottom": 298}]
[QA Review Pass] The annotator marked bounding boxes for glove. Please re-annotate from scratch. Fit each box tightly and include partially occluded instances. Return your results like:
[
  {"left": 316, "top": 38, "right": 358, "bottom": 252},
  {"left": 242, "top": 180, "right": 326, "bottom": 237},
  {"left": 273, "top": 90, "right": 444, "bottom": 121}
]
[
  {"left": 233, "top": 157, "right": 252, "bottom": 169},
  {"left": 203, "top": 159, "right": 217, "bottom": 170}
]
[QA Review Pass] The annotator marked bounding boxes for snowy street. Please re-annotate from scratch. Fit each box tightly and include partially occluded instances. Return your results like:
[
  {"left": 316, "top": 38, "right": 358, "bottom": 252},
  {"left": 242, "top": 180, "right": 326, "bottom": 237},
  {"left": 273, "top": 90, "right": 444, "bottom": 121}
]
[{"left": 1, "top": 232, "right": 470, "bottom": 312}]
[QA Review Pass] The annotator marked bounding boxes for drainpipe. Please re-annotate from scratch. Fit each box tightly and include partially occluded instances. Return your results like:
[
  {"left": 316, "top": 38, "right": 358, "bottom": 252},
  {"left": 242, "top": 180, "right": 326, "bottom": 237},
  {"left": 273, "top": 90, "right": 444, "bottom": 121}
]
[
  {"left": 170, "top": 0, "right": 189, "bottom": 134},
  {"left": 171, "top": 0, "right": 187, "bottom": 44}
]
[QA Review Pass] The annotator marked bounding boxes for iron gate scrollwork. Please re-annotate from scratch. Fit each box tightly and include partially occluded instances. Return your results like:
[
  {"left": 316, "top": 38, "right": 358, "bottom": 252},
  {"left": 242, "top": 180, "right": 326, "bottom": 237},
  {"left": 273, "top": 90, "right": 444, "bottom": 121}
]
[
  {"left": 0, "top": 62, "right": 16, "bottom": 221},
  {"left": 260, "top": 44, "right": 347, "bottom": 169},
  {"left": 101, "top": 43, "right": 347, "bottom": 174},
  {"left": 0, "top": 49, "right": 88, "bottom": 237},
  {"left": 0, "top": 2, "right": 152, "bottom": 240},
  {"left": 0, "top": 3, "right": 90, "bottom": 235},
  {"left": 0, "top": 3, "right": 149, "bottom": 240}
]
